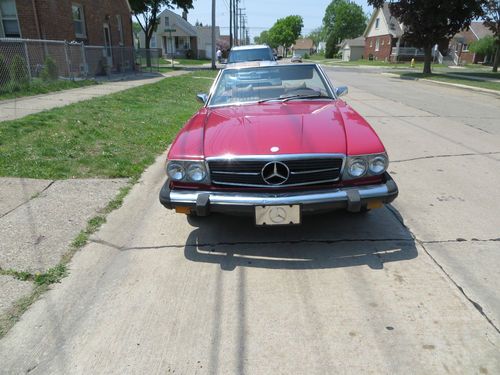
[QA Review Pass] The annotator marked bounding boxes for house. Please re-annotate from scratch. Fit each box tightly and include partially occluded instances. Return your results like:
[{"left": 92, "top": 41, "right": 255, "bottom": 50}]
[
  {"left": 139, "top": 9, "right": 198, "bottom": 58},
  {"left": 0, "top": 0, "right": 133, "bottom": 47},
  {"left": 292, "top": 38, "right": 315, "bottom": 57},
  {"left": 340, "top": 37, "right": 365, "bottom": 61},
  {"left": 450, "top": 22, "right": 494, "bottom": 64},
  {"left": 0, "top": 0, "right": 134, "bottom": 75},
  {"left": 363, "top": 3, "right": 423, "bottom": 61},
  {"left": 196, "top": 25, "right": 221, "bottom": 59}
]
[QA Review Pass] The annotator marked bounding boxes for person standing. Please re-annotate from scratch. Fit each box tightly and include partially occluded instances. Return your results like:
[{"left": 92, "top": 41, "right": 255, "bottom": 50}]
[{"left": 216, "top": 48, "right": 222, "bottom": 63}]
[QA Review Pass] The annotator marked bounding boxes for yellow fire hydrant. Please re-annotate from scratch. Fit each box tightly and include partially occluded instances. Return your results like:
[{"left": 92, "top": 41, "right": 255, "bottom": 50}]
[{"left": 410, "top": 58, "right": 415, "bottom": 68}]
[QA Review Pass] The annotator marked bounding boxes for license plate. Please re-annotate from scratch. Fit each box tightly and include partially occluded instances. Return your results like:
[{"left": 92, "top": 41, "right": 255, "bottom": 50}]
[{"left": 255, "top": 205, "right": 301, "bottom": 226}]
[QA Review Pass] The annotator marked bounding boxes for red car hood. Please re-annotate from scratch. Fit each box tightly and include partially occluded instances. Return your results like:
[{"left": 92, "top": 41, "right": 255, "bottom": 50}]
[
  {"left": 168, "top": 101, "right": 385, "bottom": 159},
  {"left": 205, "top": 101, "right": 349, "bottom": 157}
]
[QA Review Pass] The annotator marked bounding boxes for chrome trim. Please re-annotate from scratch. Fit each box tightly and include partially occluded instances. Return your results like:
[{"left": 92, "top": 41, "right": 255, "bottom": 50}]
[
  {"left": 207, "top": 153, "right": 346, "bottom": 178},
  {"left": 211, "top": 178, "right": 340, "bottom": 189},
  {"left": 207, "top": 154, "right": 346, "bottom": 188},
  {"left": 290, "top": 167, "right": 340, "bottom": 175},
  {"left": 212, "top": 171, "right": 260, "bottom": 176},
  {"left": 168, "top": 183, "right": 391, "bottom": 206}
]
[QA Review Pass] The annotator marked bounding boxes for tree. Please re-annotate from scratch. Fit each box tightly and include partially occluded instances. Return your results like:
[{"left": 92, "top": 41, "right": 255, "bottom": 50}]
[
  {"left": 254, "top": 30, "right": 271, "bottom": 46},
  {"left": 307, "top": 27, "right": 326, "bottom": 47},
  {"left": 368, "top": 0, "right": 483, "bottom": 74},
  {"left": 322, "top": 0, "right": 367, "bottom": 58},
  {"left": 268, "top": 15, "right": 304, "bottom": 56},
  {"left": 130, "top": 0, "right": 194, "bottom": 65},
  {"left": 469, "top": 35, "right": 496, "bottom": 63},
  {"left": 480, "top": 1, "right": 500, "bottom": 72}
]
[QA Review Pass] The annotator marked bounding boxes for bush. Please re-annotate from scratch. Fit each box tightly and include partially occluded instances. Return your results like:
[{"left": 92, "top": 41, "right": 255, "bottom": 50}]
[
  {"left": 303, "top": 53, "right": 310, "bottom": 59},
  {"left": 9, "top": 54, "right": 30, "bottom": 90},
  {"left": 40, "top": 56, "right": 59, "bottom": 81},
  {"left": 325, "top": 34, "right": 338, "bottom": 59},
  {"left": 185, "top": 49, "right": 194, "bottom": 59}
]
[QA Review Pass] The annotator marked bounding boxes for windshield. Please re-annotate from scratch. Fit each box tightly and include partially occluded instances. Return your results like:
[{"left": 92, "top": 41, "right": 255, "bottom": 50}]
[
  {"left": 209, "top": 65, "right": 333, "bottom": 107},
  {"left": 228, "top": 48, "right": 274, "bottom": 63}
]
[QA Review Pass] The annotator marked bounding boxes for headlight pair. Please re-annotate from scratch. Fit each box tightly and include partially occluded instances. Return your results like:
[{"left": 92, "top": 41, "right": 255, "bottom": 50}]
[
  {"left": 344, "top": 153, "right": 389, "bottom": 180},
  {"left": 167, "top": 160, "right": 210, "bottom": 183}
]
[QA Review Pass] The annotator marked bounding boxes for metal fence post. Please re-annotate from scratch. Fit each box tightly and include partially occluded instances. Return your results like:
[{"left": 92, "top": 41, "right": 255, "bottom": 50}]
[
  {"left": 23, "top": 41, "right": 32, "bottom": 81},
  {"left": 63, "top": 41, "right": 71, "bottom": 79},
  {"left": 80, "top": 42, "right": 87, "bottom": 77}
]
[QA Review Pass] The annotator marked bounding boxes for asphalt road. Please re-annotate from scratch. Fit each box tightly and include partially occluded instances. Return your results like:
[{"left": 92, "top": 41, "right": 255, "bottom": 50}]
[{"left": 1, "top": 68, "right": 499, "bottom": 374}]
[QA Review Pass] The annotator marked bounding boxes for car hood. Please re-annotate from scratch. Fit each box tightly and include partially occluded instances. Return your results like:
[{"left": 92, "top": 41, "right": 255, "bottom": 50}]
[
  {"left": 203, "top": 101, "right": 346, "bottom": 157},
  {"left": 168, "top": 101, "right": 385, "bottom": 159}
]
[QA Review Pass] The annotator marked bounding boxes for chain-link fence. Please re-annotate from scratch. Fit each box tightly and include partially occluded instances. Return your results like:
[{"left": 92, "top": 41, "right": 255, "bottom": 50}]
[{"left": 0, "top": 38, "right": 161, "bottom": 96}]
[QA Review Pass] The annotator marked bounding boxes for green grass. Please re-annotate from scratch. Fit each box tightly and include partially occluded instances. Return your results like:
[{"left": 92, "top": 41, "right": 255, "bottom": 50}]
[
  {"left": 442, "top": 71, "right": 500, "bottom": 80},
  {"left": 400, "top": 72, "right": 500, "bottom": 91},
  {"left": 0, "top": 79, "right": 98, "bottom": 101},
  {"left": 0, "top": 70, "right": 218, "bottom": 179}
]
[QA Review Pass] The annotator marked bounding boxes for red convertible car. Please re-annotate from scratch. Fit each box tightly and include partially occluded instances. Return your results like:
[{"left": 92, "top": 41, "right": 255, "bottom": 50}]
[{"left": 160, "top": 63, "right": 398, "bottom": 225}]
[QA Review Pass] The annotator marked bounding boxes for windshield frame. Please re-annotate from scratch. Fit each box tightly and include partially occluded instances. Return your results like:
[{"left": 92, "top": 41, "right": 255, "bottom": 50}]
[{"left": 206, "top": 64, "right": 337, "bottom": 109}]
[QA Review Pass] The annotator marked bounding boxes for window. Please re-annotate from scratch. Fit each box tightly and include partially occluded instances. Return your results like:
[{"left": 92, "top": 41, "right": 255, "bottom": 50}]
[
  {"left": 116, "top": 15, "right": 124, "bottom": 46},
  {"left": 375, "top": 18, "right": 380, "bottom": 29},
  {"left": 72, "top": 4, "right": 86, "bottom": 38},
  {"left": 375, "top": 38, "right": 380, "bottom": 51},
  {"left": 370, "top": 40, "right": 373, "bottom": 48},
  {"left": 462, "top": 43, "right": 469, "bottom": 52},
  {"left": 0, "top": 0, "right": 21, "bottom": 38},
  {"left": 165, "top": 17, "right": 169, "bottom": 27}
]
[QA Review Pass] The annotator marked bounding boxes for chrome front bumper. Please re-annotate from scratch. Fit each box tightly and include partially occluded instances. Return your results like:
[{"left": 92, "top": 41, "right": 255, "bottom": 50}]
[{"left": 159, "top": 173, "right": 398, "bottom": 216}]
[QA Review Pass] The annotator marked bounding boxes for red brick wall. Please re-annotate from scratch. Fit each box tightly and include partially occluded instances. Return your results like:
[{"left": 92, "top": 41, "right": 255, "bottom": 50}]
[
  {"left": 15, "top": 0, "right": 133, "bottom": 47},
  {"left": 364, "top": 35, "right": 393, "bottom": 61}
]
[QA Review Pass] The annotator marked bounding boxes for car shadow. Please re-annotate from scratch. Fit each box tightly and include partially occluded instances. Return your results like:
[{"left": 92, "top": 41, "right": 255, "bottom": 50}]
[{"left": 184, "top": 205, "right": 417, "bottom": 271}]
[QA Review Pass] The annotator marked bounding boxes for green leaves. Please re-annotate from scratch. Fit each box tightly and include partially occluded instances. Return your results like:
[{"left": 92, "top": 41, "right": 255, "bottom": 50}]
[
  {"left": 267, "top": 15, "right": 304, "bottom": 49},
  {"left": 322, "top": 0, "right": 367, "bottom": 58}
]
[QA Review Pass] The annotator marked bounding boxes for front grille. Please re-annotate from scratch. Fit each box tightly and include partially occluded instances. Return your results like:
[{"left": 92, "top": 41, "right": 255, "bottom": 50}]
[{"left": 208, "top": 156, "right": 344, "bottom": 188}]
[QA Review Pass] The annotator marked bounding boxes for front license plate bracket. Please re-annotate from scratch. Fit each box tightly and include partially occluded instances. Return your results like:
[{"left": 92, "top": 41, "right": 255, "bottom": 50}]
[{"left": 255, "top": 205, "right": 301, "bottom": 226}]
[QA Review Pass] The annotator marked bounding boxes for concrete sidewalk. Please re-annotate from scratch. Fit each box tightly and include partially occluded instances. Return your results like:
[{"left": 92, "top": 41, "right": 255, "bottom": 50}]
[{"left": 0, "top": 70, "right": 188, "bottom": 122}]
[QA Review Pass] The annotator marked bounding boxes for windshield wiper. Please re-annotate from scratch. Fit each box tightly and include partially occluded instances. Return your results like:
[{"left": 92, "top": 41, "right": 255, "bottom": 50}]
[{"left": 258, "top": 94, "right": 332, "bottom": 104}]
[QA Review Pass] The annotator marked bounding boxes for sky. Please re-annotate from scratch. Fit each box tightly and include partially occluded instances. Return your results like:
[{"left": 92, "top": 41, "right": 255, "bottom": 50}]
[{"left": 177, "top": 0, "right": 373, "bottom": 39}]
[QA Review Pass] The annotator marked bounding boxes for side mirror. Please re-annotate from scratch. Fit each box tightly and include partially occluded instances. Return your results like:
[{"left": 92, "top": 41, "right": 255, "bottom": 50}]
[
  {"left": 335, "top": 86, "right": 348, "bottom": 98},
  {"left": 196, "top": 93, "right": 208, "bottom": 104}
]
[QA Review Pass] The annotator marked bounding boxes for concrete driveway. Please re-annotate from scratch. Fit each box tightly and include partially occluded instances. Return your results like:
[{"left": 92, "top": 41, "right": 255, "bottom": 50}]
[{"left": 0, "top": 68, "right": 499, "bottom": 374}]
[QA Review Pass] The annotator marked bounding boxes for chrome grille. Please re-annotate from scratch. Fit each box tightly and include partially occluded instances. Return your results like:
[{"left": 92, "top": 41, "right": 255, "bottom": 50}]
[{"left": 208, "top": 156, "right": 344, "bottom": 188}]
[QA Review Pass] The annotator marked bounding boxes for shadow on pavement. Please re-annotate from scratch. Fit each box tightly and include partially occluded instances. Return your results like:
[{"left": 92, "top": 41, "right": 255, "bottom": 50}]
[{"left": 184, "top": 206, "right": 417, "bottom": 271}]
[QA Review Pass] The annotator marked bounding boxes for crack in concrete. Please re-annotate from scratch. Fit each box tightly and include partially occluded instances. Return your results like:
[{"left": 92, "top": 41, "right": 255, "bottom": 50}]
[
  {"left": 385, "top": 205, "right": 500, "bottom": 336},
  {"left": 422, "top": 238, "right": 500, "bottom": 244},
  {"left": 89, "top": 237, "right": 414, "bottom": 252},
  {"left": 392, "top": 151, "right": 500, "bottom": 164},
  {"left": 0, "top": 180, "right": 55, "bottom": 219}
]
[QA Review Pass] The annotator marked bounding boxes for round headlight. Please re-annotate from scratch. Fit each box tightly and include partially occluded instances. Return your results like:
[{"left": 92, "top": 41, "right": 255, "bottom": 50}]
[
  {"left": 348, "top": 159, "right": 367, "bottom": 178},
  {"left": 187, "top": 163, "right": 207, "bottom": 182},
  {"left": 167, "top": 162, "right": 185, "bottom": 181},
  {"left": 369, "top": 156, "right": 388, "bottom": 175}
]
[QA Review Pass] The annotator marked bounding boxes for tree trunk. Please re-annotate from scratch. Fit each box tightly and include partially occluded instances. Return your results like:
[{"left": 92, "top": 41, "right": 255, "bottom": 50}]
[
  {"left": 423, "top": 45, "right": 432, "bottom": 74},
  {"left": 493, "top": 45, "right": 499, "bottom": 73},
  {"left": 145, "top": 37, "right": 152, "bottom": 68}
]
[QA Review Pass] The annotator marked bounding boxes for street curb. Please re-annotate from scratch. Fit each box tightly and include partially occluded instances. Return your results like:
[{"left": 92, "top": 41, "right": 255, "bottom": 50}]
[{"left": 381, "top": 72, "right": 500, "bottom": 97}]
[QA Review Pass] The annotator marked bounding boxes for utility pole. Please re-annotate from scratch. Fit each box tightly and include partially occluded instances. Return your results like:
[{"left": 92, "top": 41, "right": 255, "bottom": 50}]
[
  {"left": 234, "top": 0, "right": 239, "bottom": 46},
  {"left": 229, "top": 0, "right": 233, "bottom": 48},
  {"left": 211, "top": 0, "right": 216, "bottom": 69},
  {"left": 239, "top": 9, "right": 244, "bottom": 46}
]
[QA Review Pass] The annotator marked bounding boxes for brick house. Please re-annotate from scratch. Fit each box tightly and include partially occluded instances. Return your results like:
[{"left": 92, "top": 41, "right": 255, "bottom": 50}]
[
  {"left": 0, "top": 0, "right": 133, "bottom": 47},
  {"left": 450, "top": 22, "right": 494, "bottom": 64},
  {"left": 363, "top": 3, "right": 423, "bottom": 61}
]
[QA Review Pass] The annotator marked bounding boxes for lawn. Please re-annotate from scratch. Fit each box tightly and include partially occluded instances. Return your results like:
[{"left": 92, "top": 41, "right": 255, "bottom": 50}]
[
  {"left": 0, "top": 79, "right": 98, "bottom": 101},
  {"left": 0, "top": 71, "right": 217, "bottom": 179},
  {"left": 400, "top": 72, "right": 500, "bottom": 91},
  {"left": 162, "top": 58, "right": 211, "bottom": 66}
]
